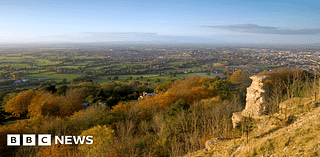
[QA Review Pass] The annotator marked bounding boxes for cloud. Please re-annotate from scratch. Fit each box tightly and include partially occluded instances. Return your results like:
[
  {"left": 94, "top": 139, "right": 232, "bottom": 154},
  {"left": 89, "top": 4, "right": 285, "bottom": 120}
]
[{"left": 203, "top": 24, "right": 320, "bottom": 35}]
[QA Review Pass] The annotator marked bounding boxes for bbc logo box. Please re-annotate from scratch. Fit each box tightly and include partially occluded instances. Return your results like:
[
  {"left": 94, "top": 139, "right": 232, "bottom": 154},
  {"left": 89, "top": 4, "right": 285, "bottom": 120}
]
[{"left": 7, "top": 134, "right": 51, "bottom": 146}]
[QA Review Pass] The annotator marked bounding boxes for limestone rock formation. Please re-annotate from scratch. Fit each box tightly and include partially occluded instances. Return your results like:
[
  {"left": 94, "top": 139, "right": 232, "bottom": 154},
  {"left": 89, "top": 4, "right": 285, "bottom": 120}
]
[
  {"left": 232, "top": 75, "right": 268, "bottom": 128},
  {"left": 241, "top": 76, "right": 267, "bottom": 118},
  {"left": 205, "top": 137, "right": 224, "bottom": 152},
  {"left": 231, "top": 112, "right": 243, "bottom": 128}
]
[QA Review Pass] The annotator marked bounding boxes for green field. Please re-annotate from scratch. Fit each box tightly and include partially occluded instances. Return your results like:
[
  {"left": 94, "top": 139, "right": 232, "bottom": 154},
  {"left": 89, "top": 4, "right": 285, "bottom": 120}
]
[
  {"left": 95, "top": 73, "right": 215, "bottom": 84},
  {"left": 25, "top": 72, "right": 82, "bottom": 82},
  {"left": 0, "top": 50, "right": 223, "bottom": 92},
  {"left": 0, "top": 63, "right": 37, "bottom": 68},
  {"left": 35, "top": 59, "right": 60, "bottom": 66}
]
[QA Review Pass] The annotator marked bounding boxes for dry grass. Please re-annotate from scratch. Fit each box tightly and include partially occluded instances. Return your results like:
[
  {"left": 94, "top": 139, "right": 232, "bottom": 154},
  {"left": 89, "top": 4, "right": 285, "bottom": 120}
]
[{"left": 186, "top": 97, "right": 320, "bottom": 157}]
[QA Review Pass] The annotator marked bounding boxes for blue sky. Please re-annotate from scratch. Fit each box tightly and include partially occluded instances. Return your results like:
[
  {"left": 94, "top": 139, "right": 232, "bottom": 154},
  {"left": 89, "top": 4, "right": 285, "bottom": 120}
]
[{"left": 0, "top": 0, "right": 319, "bottom": 44}]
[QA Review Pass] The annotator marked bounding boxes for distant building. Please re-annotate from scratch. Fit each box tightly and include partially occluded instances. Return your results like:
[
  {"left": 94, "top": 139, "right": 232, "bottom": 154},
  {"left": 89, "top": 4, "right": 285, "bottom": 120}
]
[
  {"left": 98, "top": 102, "right": 106, "bottom": 107},
  {"left": 39, "top": 78, "right": 51, "bottom": 81},
  {"left": 138, "top": 91, "right": 158, "bottom": 100},
  {"left": 82, "top": 102, "right": 92, "bottom": 108},
  {"left": 13, "top": 80, "right": 22, "bottom": 85},
  {"left": 22, "top": 79, "right": 29, "bottom": 82}
]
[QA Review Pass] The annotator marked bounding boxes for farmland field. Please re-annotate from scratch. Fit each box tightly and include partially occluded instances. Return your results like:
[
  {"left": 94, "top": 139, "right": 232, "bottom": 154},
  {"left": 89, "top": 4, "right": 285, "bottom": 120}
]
[{"left": 0, "top": 47, "right": 224, "bottom": 92}]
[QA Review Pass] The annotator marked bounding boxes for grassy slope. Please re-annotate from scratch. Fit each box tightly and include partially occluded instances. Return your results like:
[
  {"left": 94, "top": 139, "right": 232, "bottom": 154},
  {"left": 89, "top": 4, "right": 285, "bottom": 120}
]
[{"left": 186, "top": 98, "right": 320, "bottom": 157}]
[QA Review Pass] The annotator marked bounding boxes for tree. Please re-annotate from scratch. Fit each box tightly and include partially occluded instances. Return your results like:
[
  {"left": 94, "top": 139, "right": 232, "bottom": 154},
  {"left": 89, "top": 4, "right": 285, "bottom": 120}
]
[
  {"left": 41, "top": 97, "right": 61, "bottom": 117},
  {"left": 154, "top": 81, "right": 173, "bottom": 93},
  {"left": 154, "top": 78, "right": 161, "bottom": 83},
  {"left": 79, "top": 125, "right": 117, "bottom": 157},
  {"left": 228, "top": 70, "right": 251, "bottom": 89},
  {"left": 58, "top": 88, "right": 86, "bottom": 117},
  {"left": 37, "top": 145, "right": 80, "bottom": 157},
  {"left": 28, "top": 91, "right": 53, "bottom": 118},
  {"left": 0, "top": 108, "right": 7, "bottom": 125},
  {"left": 2, "top": 92, "right": 18, "bottom": 104},
  {"left": 56, "top": 85, "right": 68, "bottom": 96},
  {"left": 41, "top": 84, "right": 57, "bottom": 94},
  {"left": 113, "top": 76, "right": 119, "bottom": 80},
  {"left": 165, "top": 100, "right": 189, "bottom": 119},
  {"left": 0, "top": 92, "right": 6, "bottom": 103},
  {"left": 5, "top": 90, "right": 36, "bottom": 117},
  {"left": 209, "top": 80, "right": 234, "bottom": 100},
  {"left": 61, "top": 78, "right": 67, "bottom": 84}
]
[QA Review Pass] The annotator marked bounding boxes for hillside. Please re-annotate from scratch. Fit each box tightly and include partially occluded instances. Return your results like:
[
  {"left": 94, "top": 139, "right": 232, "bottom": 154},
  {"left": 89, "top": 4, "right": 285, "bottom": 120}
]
[{"left": 185, "top": 98, "right": 320, "bottom": 156}]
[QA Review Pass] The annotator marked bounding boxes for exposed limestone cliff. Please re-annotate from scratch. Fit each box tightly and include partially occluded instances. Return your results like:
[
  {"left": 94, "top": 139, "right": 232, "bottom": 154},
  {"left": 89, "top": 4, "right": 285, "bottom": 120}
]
[{"left": 232, "top": 76, "right": 268, "bottom": 128}]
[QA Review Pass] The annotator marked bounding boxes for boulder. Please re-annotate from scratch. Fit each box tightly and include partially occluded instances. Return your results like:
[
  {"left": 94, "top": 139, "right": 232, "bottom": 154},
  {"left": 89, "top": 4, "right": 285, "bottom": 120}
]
[
  {"left": 232, "top": 112, "right": 243, "bottom": 128},
  {"left": 205, "top": 137, "right": 223, "bottom": 151}
]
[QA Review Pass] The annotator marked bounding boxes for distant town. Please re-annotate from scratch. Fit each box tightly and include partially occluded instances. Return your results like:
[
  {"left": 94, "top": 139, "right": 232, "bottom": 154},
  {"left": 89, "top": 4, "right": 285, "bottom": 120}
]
[{"left": 0, "top": 43, "right": 319, "bottom": 92}]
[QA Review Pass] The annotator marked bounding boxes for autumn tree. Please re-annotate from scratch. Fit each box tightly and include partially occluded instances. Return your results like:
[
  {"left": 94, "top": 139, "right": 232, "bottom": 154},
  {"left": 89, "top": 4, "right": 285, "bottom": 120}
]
[
  {"left": 154, "top": 81, "right": 173, "bottom": 93},
  {"left": 28, "top": 91, "right": 53, "bottom": 118},
  {"left": 228, "top": 69, "right": 251, "bottom": 89},
  {"left": 5, "top": 90, "right": 36, "bottom": 117},
  {"left": 41, "top": 84, "right": 57, "bottom": 94},
  {"left": 37, "top": 145, "right": 80, "bottom": 157},
  {"left": 165, "top": 100, "right": 189, "bottom": 119},
  {"left": 41, "top": 96, "right": 61, "bottom": 117},
  {"left": 55, "top": 85, "right": 68, "bottom": 96},
  {"left": 112, "top": 102, "right": 136, "bottom": 113},
  {"left": 58, "top": 88, "right": 86, "bottom": 117},
  {"left": 228, "top": 69, "right": 252, "bottom": 102},
  {"left": 208, "top": 80, "right": 234, "bottom": 100},
  {"left": 257, "top": 67, "right": 312, "bottom": 113},
  {"left": 0, "top": 109, "right": 6, "bottom": 125},
  {"left": 79, "top": 125, "right": 117, "bottom": 157}
]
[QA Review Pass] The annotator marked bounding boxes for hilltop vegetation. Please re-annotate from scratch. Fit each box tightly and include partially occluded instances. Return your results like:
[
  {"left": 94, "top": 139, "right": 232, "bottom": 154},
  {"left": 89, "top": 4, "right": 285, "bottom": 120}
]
[
  {"left": 0, "top": 66, "right": 319, "bottom": 156},
  {"left": 186, "top": 98, "right": 320, "bottom": 157}
]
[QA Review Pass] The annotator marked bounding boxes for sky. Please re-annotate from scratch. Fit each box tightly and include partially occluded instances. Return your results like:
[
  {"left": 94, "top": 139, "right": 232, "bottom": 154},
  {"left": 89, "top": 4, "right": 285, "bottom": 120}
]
[{"left": 0, "top": 0, "right": 319, "bottom": 44}]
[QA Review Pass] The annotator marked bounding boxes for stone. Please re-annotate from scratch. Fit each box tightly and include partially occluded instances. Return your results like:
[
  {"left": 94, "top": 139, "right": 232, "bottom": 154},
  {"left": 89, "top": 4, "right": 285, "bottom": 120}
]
[
  {"left": 232, "top": 75, "right": 268, "bottom": 128},
  {"left": 205, "top": 137, "right": 223, "bottom": 151},
  {"left": 241, "top": 76, "right": 268, "bottom": 118},
  {"left": 232, "top": 112, "right": 243, "bottom": 128}
]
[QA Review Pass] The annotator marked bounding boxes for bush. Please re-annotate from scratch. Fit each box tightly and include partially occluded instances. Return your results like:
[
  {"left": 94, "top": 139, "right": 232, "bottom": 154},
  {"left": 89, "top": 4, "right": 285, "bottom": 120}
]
[
  {"left": 165, "top": 100, "right": 189, "bottom": 119},
  {"left": 79, "top": 125, "right": 116, "bottom": 157}
]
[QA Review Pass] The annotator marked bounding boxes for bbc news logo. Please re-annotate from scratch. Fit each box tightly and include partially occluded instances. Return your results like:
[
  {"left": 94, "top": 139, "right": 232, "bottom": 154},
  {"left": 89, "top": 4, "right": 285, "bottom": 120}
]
[{"left": 7, "top": 134, "right": 93, "bottom": 146}]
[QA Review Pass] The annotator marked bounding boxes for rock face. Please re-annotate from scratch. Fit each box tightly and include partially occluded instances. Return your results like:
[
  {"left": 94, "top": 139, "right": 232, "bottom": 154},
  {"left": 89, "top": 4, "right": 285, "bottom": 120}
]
[
  {"left": 241, "top": 76, "right": 267, "bottom": 118},
  {"left": 232, "top": 75, "right": 268, "bottom": 128}
]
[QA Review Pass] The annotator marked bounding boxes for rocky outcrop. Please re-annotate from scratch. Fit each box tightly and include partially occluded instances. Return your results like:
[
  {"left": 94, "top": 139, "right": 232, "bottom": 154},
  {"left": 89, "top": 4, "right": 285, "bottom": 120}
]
[
  {"left": 231, "top": 112, "right": 243, "bottom": 128},
  {"left": 205, "top": 138, "right": 224, "bottom": 151},
  {"left": 242, "top": 76, "right": 268, "bottom": 118},
  {"left": 232, "top": 76, "right": 268, "bottom": 128}
]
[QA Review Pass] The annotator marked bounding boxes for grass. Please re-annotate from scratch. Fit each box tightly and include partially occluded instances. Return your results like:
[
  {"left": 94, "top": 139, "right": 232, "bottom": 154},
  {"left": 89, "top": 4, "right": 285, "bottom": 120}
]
[
  {"left": 63, "top": 61, "right": 95, "bottom": 66},
  {"left": 180, "top": 66, "right": 202, "bottom": 71},
  {"left": 167, "top": 61, "right": 185, "bottom": 66},
  {"left": 0, "top": 63, "right": 37, "bottom": 69},
  {"left": 185, "top": 96, "right": 320, "bottom": 157},
  {"left": 35, "top": 59, "right": 60, "bottom": 66},
  {"left": 95, "top": 73, "right": 215, "bottom": 84},
  {"left": 58, "top": 65, "right": 85, "bottom": 69},
  {"left": 25, "top": 72, "right": 81, "bottom": 82}
]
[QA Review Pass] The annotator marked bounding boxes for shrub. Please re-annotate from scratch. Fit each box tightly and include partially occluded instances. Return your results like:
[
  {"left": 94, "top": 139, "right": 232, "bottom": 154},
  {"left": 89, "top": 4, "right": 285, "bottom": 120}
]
[{"left": 79, "top": 125, "right": 117, "bottom": 157}]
